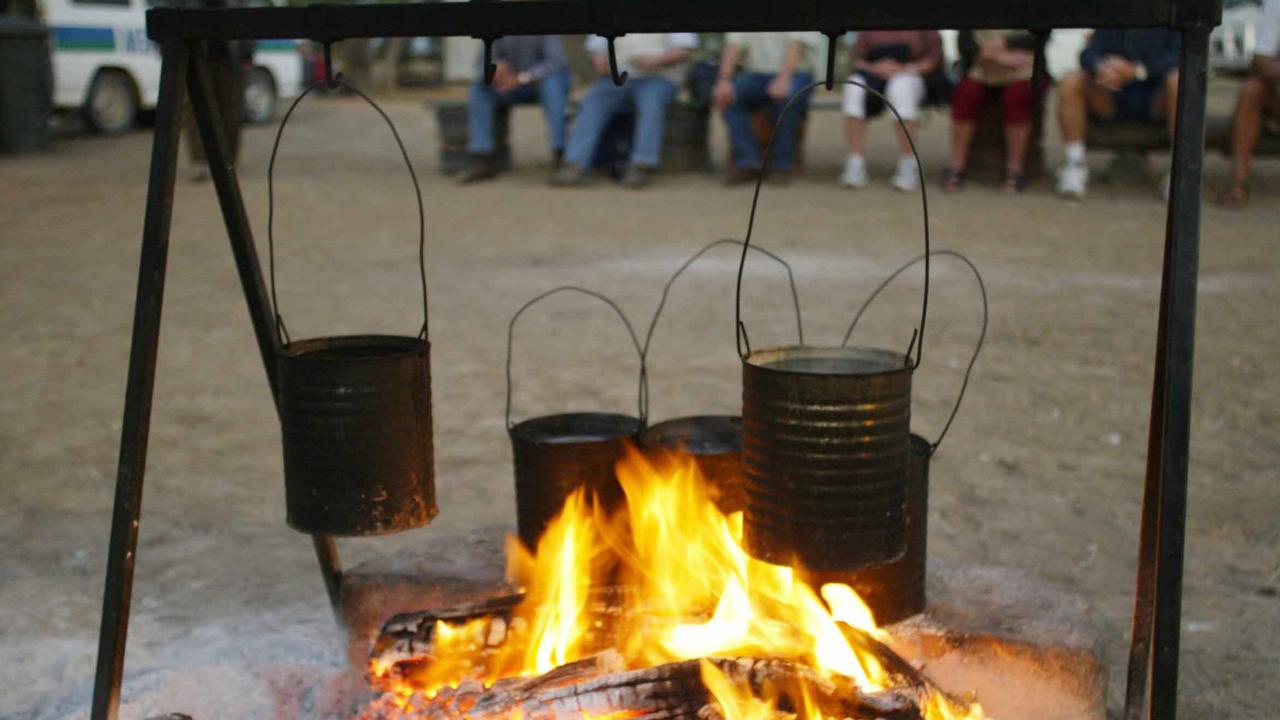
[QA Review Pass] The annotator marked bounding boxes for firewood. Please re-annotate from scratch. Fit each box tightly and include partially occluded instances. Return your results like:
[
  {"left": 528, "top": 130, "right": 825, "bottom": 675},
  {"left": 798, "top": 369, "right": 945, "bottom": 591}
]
[{"left": 364, "top": 656, "right": 919, "bottom": 720}]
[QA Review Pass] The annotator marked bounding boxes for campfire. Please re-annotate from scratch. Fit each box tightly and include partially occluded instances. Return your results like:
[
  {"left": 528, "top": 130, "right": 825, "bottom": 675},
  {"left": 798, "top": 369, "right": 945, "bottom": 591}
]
[{"left": 359, "top": 447, "right": 985, "bottom": 720}]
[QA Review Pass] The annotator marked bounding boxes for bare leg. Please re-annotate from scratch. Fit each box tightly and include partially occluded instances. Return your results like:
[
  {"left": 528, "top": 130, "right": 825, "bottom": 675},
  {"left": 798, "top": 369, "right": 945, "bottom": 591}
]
[
  {"left": 1057, "top": 70, "right": 1091, "bottom": 144},
  {"left": 1159, "top": 70, "right": 1181, "bottom": 140},
  {"left": 893, "top": 120, "right": 919, "bottom": 158},
  {"left": 845, "top": 116, "right": 868, "bottom": 157},
  {"left": 1229, "top": 76, "right": 1270, "bottom": 187},
  {"left": 1004, "top": 122, "right": 1032, "bottom": 176},
  {"left": 949, "top": 120, "right": 976, "bottom": 172}
]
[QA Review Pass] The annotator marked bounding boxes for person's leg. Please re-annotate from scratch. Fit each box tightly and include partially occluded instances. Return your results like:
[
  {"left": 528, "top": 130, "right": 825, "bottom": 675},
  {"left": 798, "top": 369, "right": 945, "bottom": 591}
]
[
  {"left": 885, "top": 71, "right": 926, "bottom": 190},
  {"left": 1228, "top": 75, "right": 1274, "bottom": 194},
  {"left": 536, "top": 69, "right": 572, "bottom": 156},
  {"left": 999, "top": 80, "right": 1034, "bottom": 189},
  {"left": 842, "top": 74, "right": 870, "bottom": 156},
  {"left": 1156, "top": 69, "right": 1180, "bottom": 140},
  {"left": 946, "top": 76, "right": 987, "bottom": 185},
  {"left": 722, "top": 72, "right": 771, "bottom": 170},
  {"left": 562, "top": 78, "right": 628, "bottom": 170},
  {"left": 628, "top": 77, "right": 677, "bottom": 168},
  {"left": 1055, "top": 70, "right": 1098, "bottom": 197},
  {"left": 885, "top": 71, "right": 925, "bottom": 157},
  {"left": 766, "top": 70, "right": 813, "bottom": 172},
  {"left": 467, "top": 81, "right": 500, "bottom": 155}
]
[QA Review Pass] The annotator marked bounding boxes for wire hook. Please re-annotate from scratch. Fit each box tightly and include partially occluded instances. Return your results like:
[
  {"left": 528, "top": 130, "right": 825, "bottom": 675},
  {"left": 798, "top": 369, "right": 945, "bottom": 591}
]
[
  {"left": 322, "top": 41, "right": 342, "bottom": 90},
  {"left": 823, "top": 32, "right": 839, "bottom": 91},
  {"left": 605, "top": 35, "right": 628, "bottom": 86},
  {"left": 480, "top": 36, "right": 498, "bottom": 85}
]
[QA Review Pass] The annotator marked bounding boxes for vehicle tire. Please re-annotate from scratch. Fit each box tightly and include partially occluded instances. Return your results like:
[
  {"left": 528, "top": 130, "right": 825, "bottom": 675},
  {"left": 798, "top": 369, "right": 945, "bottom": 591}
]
[
  {"left": 243, "top": 67, "right": 278, "bottom": 125},
  {"left": 83, "top": 70, "right": 138, "bottom": 135}
]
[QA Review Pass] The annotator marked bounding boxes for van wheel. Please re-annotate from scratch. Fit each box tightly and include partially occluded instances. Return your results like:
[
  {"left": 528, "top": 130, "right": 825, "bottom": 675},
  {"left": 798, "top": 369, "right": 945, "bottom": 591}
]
[
  {"left": 84, "top": 70, "right": 138, "bottom": 135},
  {"left": 244, "top": 67, "right": 278, "bottom": 124}
]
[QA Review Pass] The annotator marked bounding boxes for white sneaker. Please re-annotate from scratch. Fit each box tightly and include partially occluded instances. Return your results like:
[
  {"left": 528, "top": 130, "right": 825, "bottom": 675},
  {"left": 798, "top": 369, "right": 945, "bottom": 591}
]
[
  {"left": 1056, "top": 162, "right": 1089, "bottom": 199},
  {"left": 890, "top": 156, "right": 919, "bottom": 192},
  {"left": 839, "top": 155, "right": 869, "bottom": 189}
]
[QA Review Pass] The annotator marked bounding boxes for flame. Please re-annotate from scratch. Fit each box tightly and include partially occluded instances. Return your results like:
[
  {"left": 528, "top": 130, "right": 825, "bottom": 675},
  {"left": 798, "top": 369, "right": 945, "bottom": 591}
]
[{"left": 370, "top": 446, "right": 984, "bottom": 720}]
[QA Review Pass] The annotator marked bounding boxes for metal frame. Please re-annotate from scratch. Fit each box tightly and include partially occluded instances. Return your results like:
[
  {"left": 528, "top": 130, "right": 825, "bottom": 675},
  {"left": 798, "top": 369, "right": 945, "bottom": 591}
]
[{"left": 92, "top": 2, "right": 1220, "bottom": 719}]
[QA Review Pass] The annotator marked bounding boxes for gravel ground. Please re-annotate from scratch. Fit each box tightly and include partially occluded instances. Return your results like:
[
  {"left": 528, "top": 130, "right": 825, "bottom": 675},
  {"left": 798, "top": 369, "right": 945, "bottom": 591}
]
[{"left": 1, "top": 85, "right": 1277, "bottom": 719}]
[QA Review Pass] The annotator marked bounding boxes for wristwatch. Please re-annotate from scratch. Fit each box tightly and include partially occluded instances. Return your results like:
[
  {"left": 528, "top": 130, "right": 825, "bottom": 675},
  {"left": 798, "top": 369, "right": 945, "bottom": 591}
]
[
  {"left": 1133, "top": 63, "right": 1149, "bottom": 82},
  {"left": 517, "top": 71, "right": 533, "bottom": 85}
]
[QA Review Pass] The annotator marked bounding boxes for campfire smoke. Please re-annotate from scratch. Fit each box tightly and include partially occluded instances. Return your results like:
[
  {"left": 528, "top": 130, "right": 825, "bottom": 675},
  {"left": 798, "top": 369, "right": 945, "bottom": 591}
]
[{"left": 363, "top": 447, "right": 985, "bottom": 720}]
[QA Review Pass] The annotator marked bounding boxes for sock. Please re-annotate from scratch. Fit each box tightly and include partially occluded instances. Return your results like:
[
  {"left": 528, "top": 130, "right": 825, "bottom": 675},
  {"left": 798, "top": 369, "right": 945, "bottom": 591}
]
[
  {"left": 1064, "top": 142, "right": 1086, "bottom": 166},
  {"left": 848, "top": 153, "right": 865, "bottom": 164}
]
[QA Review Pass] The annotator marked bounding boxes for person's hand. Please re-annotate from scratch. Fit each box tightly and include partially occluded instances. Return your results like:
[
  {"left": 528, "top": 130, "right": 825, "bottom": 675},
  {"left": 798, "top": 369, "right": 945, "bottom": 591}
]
[
  {"left": 978, "top": 35, "right": 1007, "bottom": 61},
  {"left": 870, "top": 58, "right": 905, "bottom": 79},
  {"left": 1095, "top": 56, "right": 1135, "bottom": 91},
  {"left": 491, "top": 61, "right": 519, "bottom": 92},
  {"left": 631, "top": 53, "right": 662, "bottom": 73},
  {"left": 767, "top": 73, "right": 793, "bottom": 102},
  {"left": 713, "top": 78, "right": 736, "bottom": 110},
  {"left": 998, "top": 48, "right": 1034, "bottom": 70}
]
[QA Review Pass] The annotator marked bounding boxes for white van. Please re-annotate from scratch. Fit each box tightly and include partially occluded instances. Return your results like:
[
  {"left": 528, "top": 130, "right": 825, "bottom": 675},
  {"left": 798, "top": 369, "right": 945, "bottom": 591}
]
[{"left": 40, "top": 0, "right": 303, "bottom": 133}]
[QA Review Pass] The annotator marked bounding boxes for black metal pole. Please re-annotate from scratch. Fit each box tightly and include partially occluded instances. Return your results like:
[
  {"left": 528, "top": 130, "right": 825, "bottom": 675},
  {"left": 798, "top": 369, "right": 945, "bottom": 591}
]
[
  {"left": 1126, "top": 25, "right": 1210, "bottom": 720},
  {"left": 187, "top": 43, "right": 345, "bottom": 612},
  {"left": 90, "top": 41, "right": 189, "bottom": 720}
]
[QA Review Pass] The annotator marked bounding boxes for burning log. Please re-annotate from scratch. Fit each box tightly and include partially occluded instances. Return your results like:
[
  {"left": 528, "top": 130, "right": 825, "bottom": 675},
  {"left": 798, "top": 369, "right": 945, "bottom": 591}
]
[{"left": 363, "top": 655, "right": 919, "bottom": 720}]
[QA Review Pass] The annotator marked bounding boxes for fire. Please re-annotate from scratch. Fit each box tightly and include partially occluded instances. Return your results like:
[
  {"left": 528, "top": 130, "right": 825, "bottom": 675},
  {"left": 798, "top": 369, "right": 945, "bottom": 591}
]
[{"left": 369, "top": 446, "right": 985, "bottom": 720}]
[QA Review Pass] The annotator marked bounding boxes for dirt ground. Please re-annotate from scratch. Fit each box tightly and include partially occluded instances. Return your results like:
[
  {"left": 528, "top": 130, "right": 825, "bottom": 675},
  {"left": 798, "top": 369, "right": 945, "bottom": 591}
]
[{"left": 1, "top": 83, "right": 1278, "bottom": 720}]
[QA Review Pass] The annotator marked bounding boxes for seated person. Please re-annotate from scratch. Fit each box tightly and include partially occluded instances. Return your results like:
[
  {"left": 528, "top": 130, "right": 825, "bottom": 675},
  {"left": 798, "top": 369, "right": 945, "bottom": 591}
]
[
  {"left": 459, "top": 35, "right": 571, "bottom": 183},
  {"left": 1222, "top": 0, "right": 1280, "bottom": 207},
  {"left": 714, "top": 32, "right": 824, "bottom": 184},
  {"left": 1055, "top": 28, "right": 1181, "bottom": 199},
  {"left": 944, "top": 29, "right": 1040, "bottom": 194},
  {"left": 552, "top": 33, "right": 698, "bottom": 188},
  {"left": 840, "top": 30, "right": 944, "bottom": 191}
]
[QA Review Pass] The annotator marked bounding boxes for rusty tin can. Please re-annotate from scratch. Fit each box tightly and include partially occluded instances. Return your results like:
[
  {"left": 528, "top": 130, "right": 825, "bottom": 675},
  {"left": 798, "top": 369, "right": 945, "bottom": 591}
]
[{"left": 640, "top": 415, "right": 744, "bottom": 512}]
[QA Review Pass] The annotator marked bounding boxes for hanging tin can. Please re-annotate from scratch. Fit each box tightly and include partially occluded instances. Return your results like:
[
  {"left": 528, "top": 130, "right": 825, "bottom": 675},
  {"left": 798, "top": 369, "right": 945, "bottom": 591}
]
[
  {"left": 507, "top": 286, "right": 647, "bottom": 549},
  {"left": 639, "top": 238, "right": 803, "bottom": 513},
  {"left": 734, "top": 79, "right": 934, "bottom": 571},
  {"left": 804, "top": 250, "right": 988, "bottom": 622},
  {"left": 269, "top": 80, "right": 436, "bottom": 536}
]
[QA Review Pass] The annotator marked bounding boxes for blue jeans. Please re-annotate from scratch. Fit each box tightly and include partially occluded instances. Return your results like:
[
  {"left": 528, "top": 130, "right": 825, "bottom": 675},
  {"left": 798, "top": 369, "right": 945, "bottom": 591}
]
[
  {"left": 721, "top": 71, "right": 814, "bottom": 171},
  {"left": 467, "top": 69, "right": 571, "bottom": 155},
  {"left": 564, "top": 76, "right": 677, "bottom": 169}
]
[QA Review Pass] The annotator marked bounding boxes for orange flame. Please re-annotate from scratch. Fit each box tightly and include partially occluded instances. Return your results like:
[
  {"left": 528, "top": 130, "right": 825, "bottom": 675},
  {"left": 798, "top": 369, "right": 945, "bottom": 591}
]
[{"left": 370, "top": 446, "right": 985, "bottom": 720}]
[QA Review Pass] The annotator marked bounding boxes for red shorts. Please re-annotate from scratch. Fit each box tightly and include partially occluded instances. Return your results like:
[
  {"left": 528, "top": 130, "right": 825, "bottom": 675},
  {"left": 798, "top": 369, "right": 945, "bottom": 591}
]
[{"left": 950, "top": 76, "right": 1035, "bottom": 125}]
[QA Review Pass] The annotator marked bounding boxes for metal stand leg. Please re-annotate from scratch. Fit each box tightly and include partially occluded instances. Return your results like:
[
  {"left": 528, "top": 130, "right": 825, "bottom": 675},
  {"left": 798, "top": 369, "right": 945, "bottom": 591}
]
[
  {"left": 90, "top": 41, "right": 189, "bottom": 720},
  {"left": 187, "top": 43, "right": 344, "bottom": 612},
  {"left": 1124, "top": 26, "right": 1210, "bottom": 720}
]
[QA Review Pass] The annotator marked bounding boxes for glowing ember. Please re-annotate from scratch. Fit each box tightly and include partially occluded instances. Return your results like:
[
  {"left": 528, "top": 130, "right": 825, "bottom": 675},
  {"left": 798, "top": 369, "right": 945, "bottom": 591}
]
[{"left": 366, "top": 446, "right": 985, "bottom": 720}]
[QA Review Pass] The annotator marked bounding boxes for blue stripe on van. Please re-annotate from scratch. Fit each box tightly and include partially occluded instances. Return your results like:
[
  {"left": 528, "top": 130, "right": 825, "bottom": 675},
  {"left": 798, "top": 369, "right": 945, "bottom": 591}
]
[{"left": 53, "top": 26, "right": 116, "bottom": 51}]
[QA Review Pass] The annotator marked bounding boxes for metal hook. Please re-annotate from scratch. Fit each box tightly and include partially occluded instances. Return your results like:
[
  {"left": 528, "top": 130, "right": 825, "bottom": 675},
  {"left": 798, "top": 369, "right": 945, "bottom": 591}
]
[
  {"left": 823, "top": 32, "right": 839, "bottom": 91},
  {"left": 322, "top": 41, "right": 342, "bottom": 90},
  {"left": 605, "top": 35, "right": 628, "bottom": 86},
  {"left": 480, "top": 36, "right": 498, "bottom": 85}
]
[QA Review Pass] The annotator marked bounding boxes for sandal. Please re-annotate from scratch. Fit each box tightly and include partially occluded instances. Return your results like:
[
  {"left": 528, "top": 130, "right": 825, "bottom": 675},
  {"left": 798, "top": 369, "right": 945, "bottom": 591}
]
[
  {"left": 941, "top": 168, "right": 965, "bottom": 192},
  {"left": 1217, "top": 183, "right": 1250, "bottom": 209},
  {"left": 1002, "top": 171, "right": 1027, "bottom": 194}
]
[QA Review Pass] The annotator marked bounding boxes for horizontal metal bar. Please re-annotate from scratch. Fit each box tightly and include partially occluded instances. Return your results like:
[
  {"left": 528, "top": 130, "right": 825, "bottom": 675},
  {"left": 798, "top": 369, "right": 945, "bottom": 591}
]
[{"left": 148, "top": 0, "right": 1222, "bottom": 43}]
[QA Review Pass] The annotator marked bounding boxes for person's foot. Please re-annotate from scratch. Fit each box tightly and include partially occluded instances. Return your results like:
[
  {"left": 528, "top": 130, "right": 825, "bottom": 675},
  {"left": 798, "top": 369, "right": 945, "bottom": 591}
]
[
  {"left": 890, "top": 156, "right": 919, "bottom": 192},
  {"left": 457, "top": 154, "right": 500, "bottom": 184},
  {"left": 549, "top": 163, "right": 593, "bottom": 187},
  {"left": 1217, "top": 182, "right": 1250, "bottom": 209},
  {"left": 1055, "top": 162, "right": 1089, "bottom": 199},
  {"left": 551, "top": 149, "right": 564, "bottom": 171},
  {"left": 621, "top": 164, "right": 653, "bottom": 188},
  {"left": 723, "top": 166, "right": 759, "bottom": 186},
  {"left": 1002, "top": 170, "right": 1027, "bottom": 194},
  {"left": 941, "top": 168, "right": 965, "bottom": 192},
  {"left": 839, "top": 155, "right": 869, "bottom": 189},
  {"left": 190, "top": 164, "right": 210, "bottom": 183}
]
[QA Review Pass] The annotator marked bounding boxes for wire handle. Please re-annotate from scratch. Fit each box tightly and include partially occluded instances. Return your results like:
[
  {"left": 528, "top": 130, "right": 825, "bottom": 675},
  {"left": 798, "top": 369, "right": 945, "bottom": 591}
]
[
  {"left": 505, "top": 286, "right": 648, "bottom": 430},
  {"left": 604, "top": 35, "right": 629, "bottom": 86},
  {"left": 841, "top": 250, "right": 987, "bottom": 454},
  {"left": 644, "top": 239, "right": 803, "bottom": 422},
  {"left": 266, "top": 78, "right": 429, "bottom": 346},
  {"left": 734, "top": 79, "right": 931, "bottom": 368}
]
